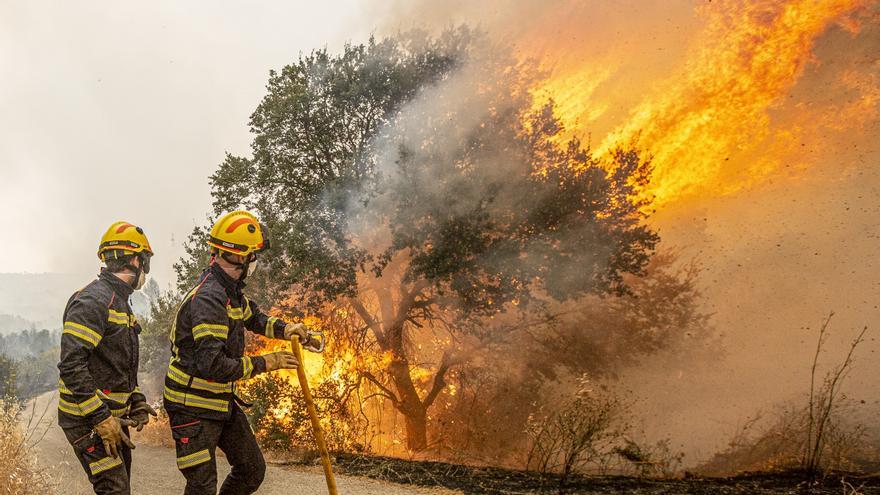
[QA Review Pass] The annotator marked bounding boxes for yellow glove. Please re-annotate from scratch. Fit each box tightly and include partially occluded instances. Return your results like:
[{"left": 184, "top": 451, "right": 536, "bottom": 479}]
[
  {"left": 262, "top": 351, "right": 299, "bottom": 371},
  {"left": 283, "top": 322, "right": 309, "bottom": 342},
  {"left": 94, "top": 416, "right": 136, "bottom": 458}
]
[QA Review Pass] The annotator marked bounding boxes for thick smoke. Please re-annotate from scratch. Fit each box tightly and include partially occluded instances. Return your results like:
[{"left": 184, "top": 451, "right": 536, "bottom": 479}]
[{"left": 355, "top": 0, "right": 880, "bottom": 466}]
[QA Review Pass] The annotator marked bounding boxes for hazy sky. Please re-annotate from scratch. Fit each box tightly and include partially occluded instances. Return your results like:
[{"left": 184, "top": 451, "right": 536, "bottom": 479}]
[{"left": 0, "top": 0, "right": 372, "bottom": 286}]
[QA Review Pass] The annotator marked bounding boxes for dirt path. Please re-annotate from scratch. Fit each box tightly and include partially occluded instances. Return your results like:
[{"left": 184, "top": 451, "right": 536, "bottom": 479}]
[{"left": 23, "top": 393, "right": 459, "bottom": 495}]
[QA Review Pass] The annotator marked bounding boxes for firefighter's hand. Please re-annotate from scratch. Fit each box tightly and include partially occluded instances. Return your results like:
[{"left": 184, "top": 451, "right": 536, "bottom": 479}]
[
  {"left": 94, "top": 416, "right": 137, "bottom": 458},
  {"left": 263, "top": 351, "right": 299, "bottom": 371},
  {"left": 283, "top": 322, "right": 309, "bottom": 342},
  {"left": 128, "top": 401, "right": 158, "bottom": 432}
]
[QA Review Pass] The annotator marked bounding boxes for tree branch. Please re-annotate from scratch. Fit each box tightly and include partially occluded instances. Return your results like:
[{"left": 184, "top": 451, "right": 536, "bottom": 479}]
[
  {"left": 422, "top": 350, "right": 469, "bottom": 409},
  {"left": 362, "top": 392, "right": 397, "bottom": 403},
  {"left": 349, "top": 298, "right": 387, "bottom": 347},
  {"left": 361, "top": 371, "right": 400, "bottom": 406},
  {"left": 392, "top": 280, "right": 431, "bottom": 331}
]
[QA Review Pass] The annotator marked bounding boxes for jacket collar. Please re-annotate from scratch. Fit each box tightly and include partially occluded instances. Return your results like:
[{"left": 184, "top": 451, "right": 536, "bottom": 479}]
[
  {"left": 209, "top": 261, "right": 245, "bottom": 297},
  {"left": 99, "top": 269, "right": 134, "bottom": 300}
]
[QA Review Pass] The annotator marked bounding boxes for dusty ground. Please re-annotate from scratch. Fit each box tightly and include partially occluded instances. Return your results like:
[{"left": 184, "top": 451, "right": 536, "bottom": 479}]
[
  {"left": 22, "top": 393, "right": 458, "bottom": 495},
  {"left": 21, "top": 393, "right": 880, "bottom": 494}
]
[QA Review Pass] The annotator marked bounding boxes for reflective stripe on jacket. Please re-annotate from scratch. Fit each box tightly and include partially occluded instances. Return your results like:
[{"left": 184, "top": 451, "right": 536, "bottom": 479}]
[
  {"left": 163, "top": 262, "right": 286, "bottom": 420},
  {"left": 57, "top": 271, "right": 146, "bottom": 428}
]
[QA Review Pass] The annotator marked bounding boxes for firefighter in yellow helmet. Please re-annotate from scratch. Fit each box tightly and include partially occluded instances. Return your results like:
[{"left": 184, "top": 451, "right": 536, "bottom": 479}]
[
  {"left": 58, "top": 222, "right": 158, "bottom": 494},
  {"left": 163, "top": 211, "right": 308, "bottom": 494}
]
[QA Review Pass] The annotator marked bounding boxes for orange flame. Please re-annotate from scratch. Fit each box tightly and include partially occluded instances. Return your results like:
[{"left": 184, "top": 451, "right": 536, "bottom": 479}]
[{"left": 530, "top": 0, "right": 875, "bottom": 206}]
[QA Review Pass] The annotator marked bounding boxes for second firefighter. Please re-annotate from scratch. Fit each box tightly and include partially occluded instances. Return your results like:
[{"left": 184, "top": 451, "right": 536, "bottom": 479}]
[{"left": 163, "top": 210, "right": 308, "bottom": 495}]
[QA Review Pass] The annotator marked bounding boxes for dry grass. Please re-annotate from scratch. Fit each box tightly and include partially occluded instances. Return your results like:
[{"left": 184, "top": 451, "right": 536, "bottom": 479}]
[
  {"left": 0, "top": 399, "right": 54, "bottom": 495},
  {"left": 699, "top": 315, "right": 875, "bottom": 477}
]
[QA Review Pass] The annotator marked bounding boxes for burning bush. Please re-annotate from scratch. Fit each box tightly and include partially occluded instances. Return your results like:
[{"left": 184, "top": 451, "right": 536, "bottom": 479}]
[
  {"left": 239, "top": 372, "right": 369, "bottom": 455},
  {"left": 133, "top": 406, "right": 173, "bottom": 449}
]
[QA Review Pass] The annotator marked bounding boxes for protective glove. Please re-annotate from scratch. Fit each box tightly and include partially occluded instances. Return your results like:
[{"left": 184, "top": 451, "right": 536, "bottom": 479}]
[
  {"left": 94, "top": 416, "right": 137, "bottom": 458},
  {"left": 283, "top": 322, "right": 309, "bottom": 342},
  {"left": 262, "top": 351, "right": 299, "bottom": 371},
  {"left": 128, "top": 401, "right": 158, "bottom": 432}
]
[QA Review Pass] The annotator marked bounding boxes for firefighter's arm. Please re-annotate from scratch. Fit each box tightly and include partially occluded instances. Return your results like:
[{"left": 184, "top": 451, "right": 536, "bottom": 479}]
[
  {"left": 243, "top": 297, "right": 309, "bottom": 343},
  {"left": 242, "top": 297, "right": 287, "bottom": 339},
  {"left": 190, "top": 290, "right": 267, "bottom": 381},
  {"left": 130, "top": 319, "right": 148, "bottom": 404},
  {"left": 58, "top": 293, "right": 112, "bottom": 426}
]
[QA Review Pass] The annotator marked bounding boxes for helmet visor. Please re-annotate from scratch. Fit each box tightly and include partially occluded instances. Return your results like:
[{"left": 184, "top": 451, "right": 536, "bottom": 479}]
[
  {"left": 259, "top": 223, "right": 271, "bottom": 252},
  {"left": 141, "top": 252, "right": 152, "bottom": 274}
]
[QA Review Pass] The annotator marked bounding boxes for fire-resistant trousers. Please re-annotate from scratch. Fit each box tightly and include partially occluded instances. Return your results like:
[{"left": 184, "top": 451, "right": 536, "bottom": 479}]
[
  {"left": 62, "top": 423, "right": 133, "bottom": 495},
  {"left": 168, "top": 404, "right": 266, "bottom": 495}
]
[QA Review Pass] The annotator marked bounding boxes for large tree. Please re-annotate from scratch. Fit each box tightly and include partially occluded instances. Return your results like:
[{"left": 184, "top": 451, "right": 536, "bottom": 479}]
[{"left": 197, "top": 28, "right": 659, "bottom": 450}]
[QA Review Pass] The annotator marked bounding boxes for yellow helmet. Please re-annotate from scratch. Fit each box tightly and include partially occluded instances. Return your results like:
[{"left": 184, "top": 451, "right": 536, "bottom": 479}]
[
  {"left": 207, "top": 210, "right": 269, "bottom": 256},
  {"left": 98, "top": 221, "right": 153, "bottom": 261}
]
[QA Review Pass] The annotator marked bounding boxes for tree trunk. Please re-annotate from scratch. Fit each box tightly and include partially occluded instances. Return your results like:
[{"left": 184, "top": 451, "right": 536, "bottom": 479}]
[
  {"left": 387, "top": 356, "right": 429, "bottom": 451},
  {"left": 403, "top": 405, "right": 428, "bottom": 451},
  {"left": 353, "top": 284, "right": 437, "bottom": 452}
]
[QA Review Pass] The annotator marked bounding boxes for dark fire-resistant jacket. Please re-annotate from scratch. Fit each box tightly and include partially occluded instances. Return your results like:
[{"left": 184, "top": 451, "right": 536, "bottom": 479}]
[
  {"left": 58, "top": 271, "right": 146, "bottom": 429},
  {"left": 163, "top": 262, "right": 288, "bottom": 420}
]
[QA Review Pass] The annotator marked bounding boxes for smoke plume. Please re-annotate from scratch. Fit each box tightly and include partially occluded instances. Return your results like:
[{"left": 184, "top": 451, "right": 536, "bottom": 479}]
[{"left": 357, "top": 0, "right": 880, "bottom": 465}]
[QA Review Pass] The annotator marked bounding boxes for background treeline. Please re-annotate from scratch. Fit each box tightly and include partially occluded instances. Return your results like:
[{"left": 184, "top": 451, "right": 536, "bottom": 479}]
[{"left": 0, "top": 329, "right": 60, "bottom": 401}]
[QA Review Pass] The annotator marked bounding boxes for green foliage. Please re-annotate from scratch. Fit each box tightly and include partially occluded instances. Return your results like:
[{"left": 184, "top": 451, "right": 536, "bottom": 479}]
[
  {"left": 14, "top": 350, "right": 57, "bottom": 400},
  {"left": 205, "top": 29, "right": 475, "bottom": 310},
  {"left": 0, "top": 355, "right": 18, "bottom": 400},
  {"left": 139, "top": 290, "right": 179, "bottom": 382},
  {"left": 0, "top": 329, "right": 60, "bottom": 401},
  {"left": 0, "top": 329, "right": 56, "bottom": 357},
  {"left": 174, "top": 224, "right": 213, "bottom": 292},
  {"left": 381, "top": 120, "right": 657, "bottom": 315},
  {"left": 206, "top": 26, "right": 658, "bottom": 316},
  {"left": 199, "top": 26, "right": 661, "bottom": 451}
]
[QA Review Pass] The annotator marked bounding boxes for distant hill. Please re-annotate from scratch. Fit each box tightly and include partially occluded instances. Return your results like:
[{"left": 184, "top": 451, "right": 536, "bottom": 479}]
[{"left": 0, "top": 273, "right": 155, "bottom": 333}]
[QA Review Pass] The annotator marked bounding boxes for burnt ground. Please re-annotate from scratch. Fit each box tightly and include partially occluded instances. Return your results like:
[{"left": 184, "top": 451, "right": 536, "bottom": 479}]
[{"left": 333, "top": 453, "right": 880, "bottom": 494}]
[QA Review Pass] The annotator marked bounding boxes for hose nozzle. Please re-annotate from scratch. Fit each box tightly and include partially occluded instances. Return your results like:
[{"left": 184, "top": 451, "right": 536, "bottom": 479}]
[{"left": 300, "top": 331, "right": 325, "bottom": 353}]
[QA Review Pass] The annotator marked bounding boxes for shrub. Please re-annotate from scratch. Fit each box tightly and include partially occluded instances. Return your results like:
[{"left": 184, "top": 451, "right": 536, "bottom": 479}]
[{"left": 525, "top": 376, "right": 628, "bottom": 486}]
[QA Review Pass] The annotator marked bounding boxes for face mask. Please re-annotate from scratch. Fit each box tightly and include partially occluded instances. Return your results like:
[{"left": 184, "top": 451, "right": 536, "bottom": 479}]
[
  {"left": 123, "top": 253, "right": 149, "bottom": 290},
  {"left": 220, "top": 252, "right": 256, "bottom": 281}
]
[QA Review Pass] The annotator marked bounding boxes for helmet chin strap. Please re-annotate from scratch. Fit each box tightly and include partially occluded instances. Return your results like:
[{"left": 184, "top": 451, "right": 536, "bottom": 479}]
[
  {"left": 123, "top": 253, "right": 146, "bottom": 289},
  {"left": 220, "top": 252, "right": 252, "bottom": 282}
]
